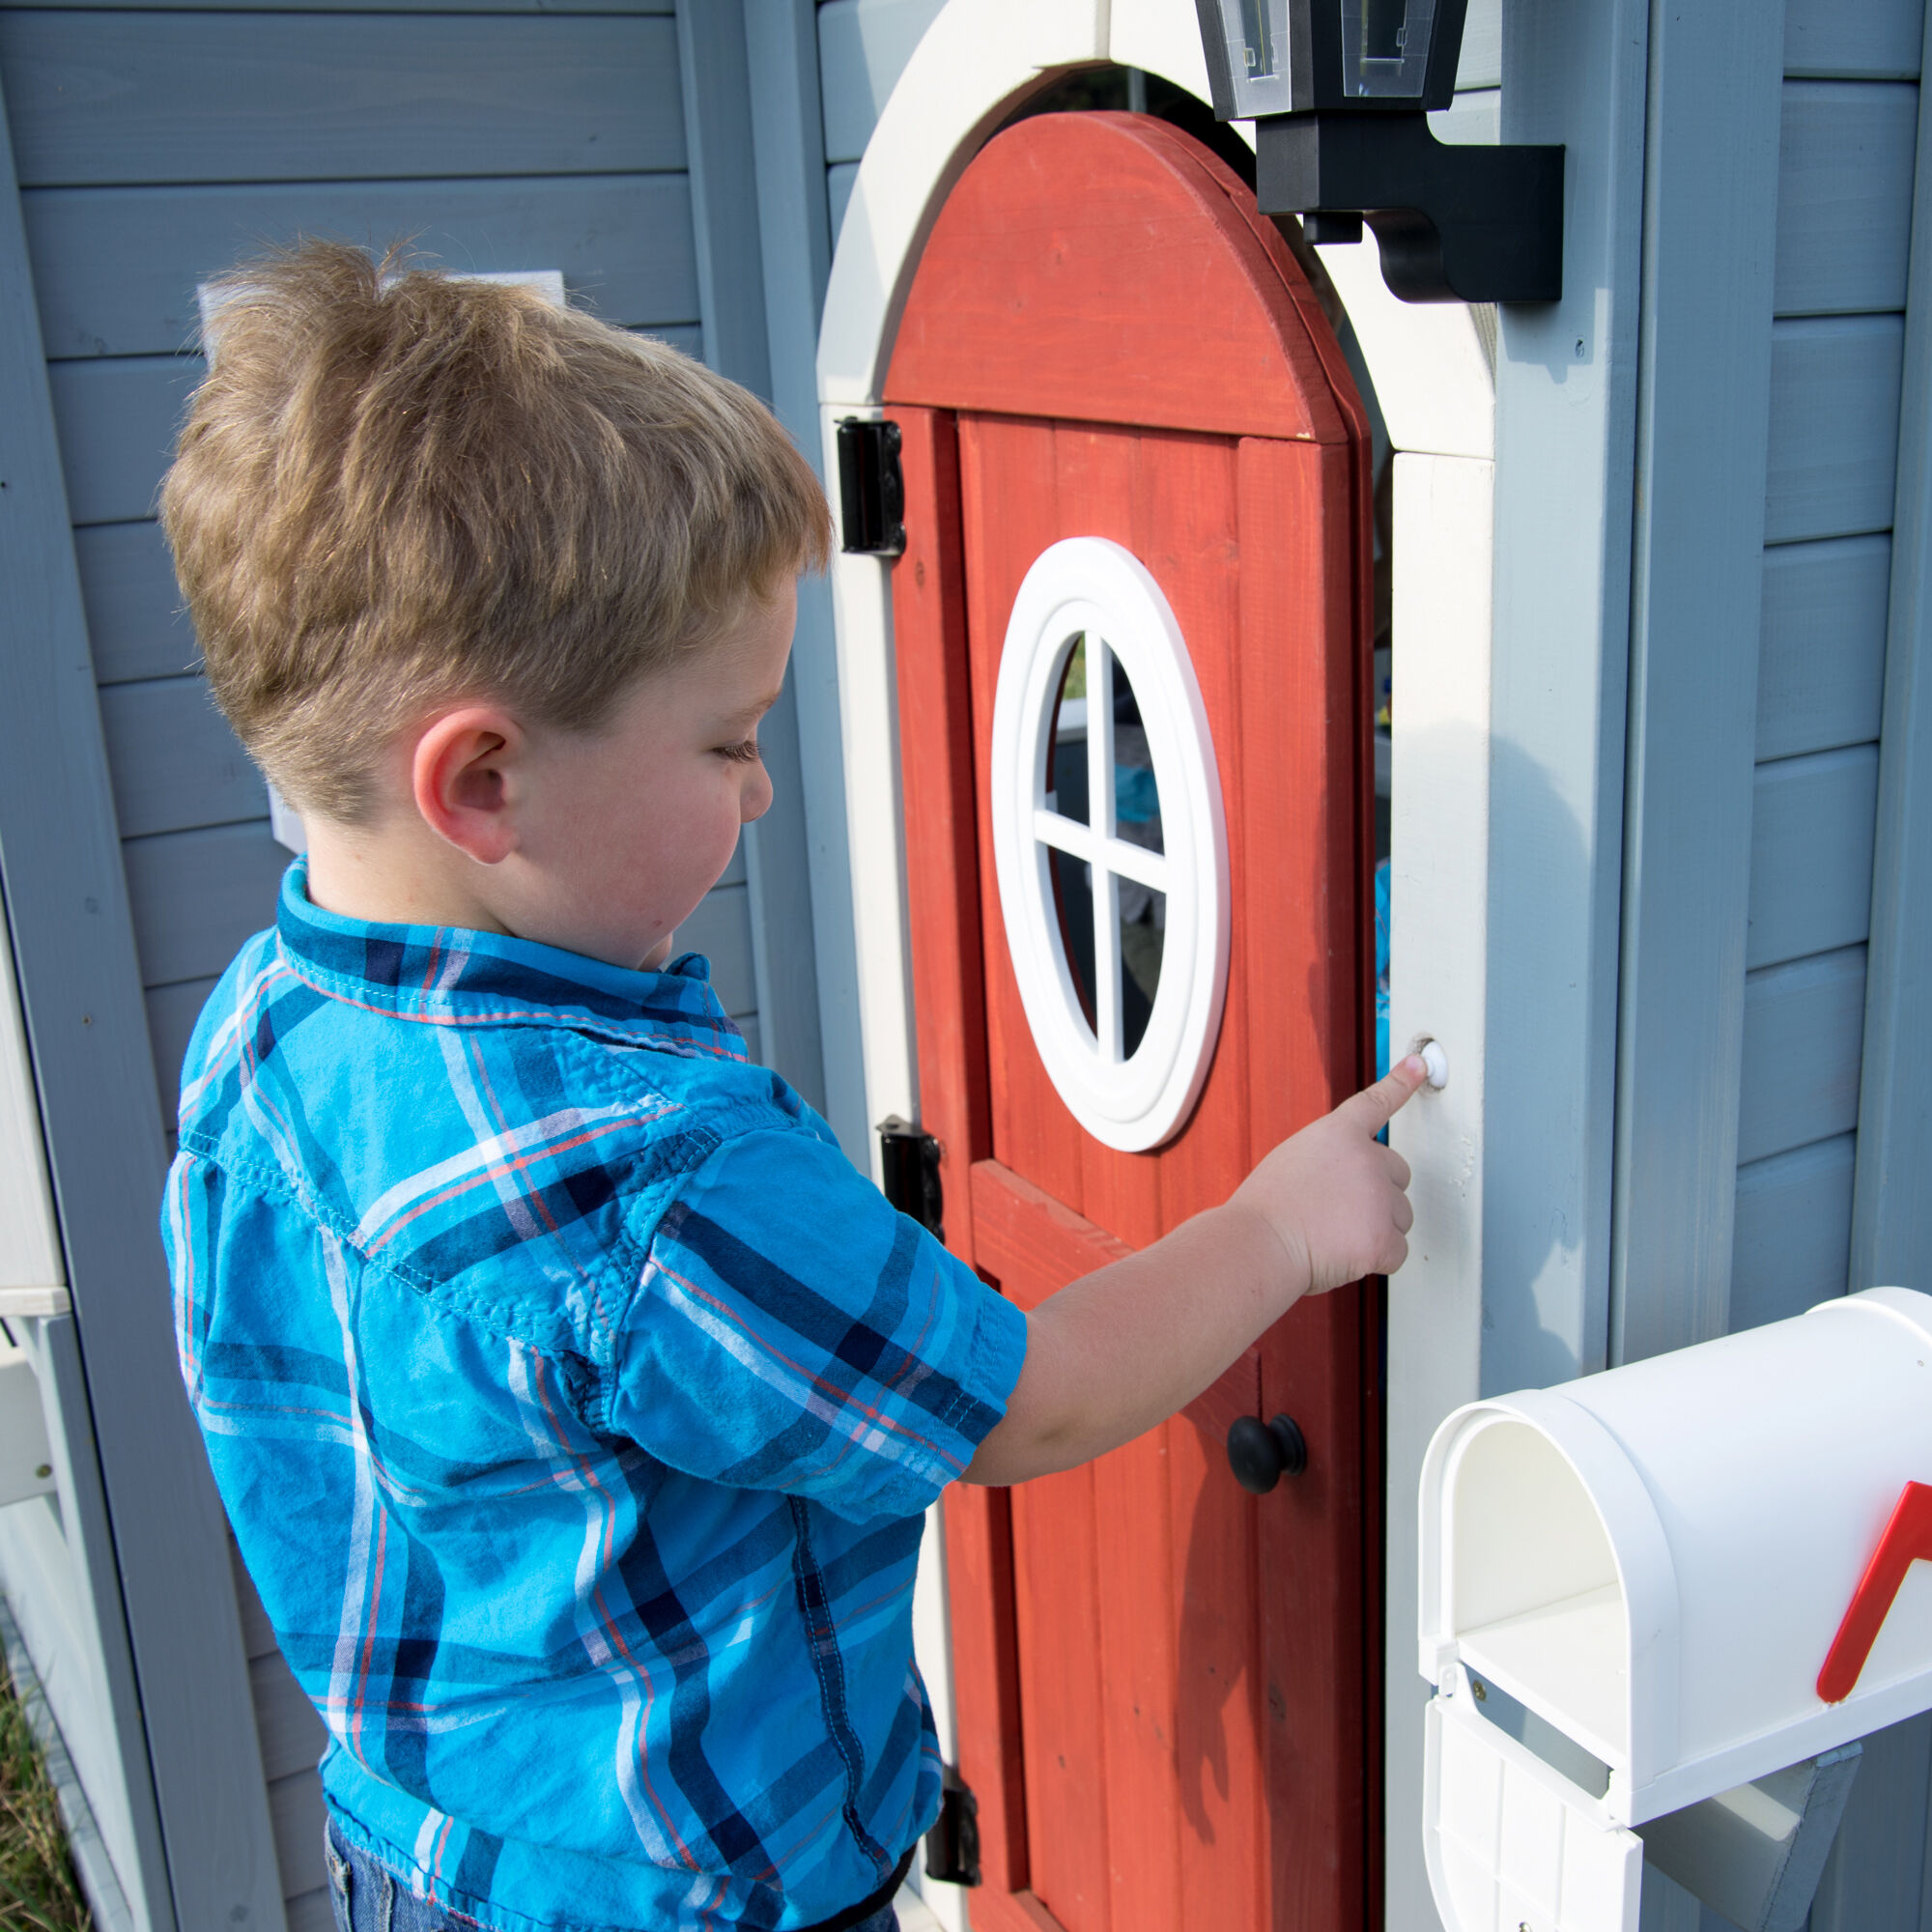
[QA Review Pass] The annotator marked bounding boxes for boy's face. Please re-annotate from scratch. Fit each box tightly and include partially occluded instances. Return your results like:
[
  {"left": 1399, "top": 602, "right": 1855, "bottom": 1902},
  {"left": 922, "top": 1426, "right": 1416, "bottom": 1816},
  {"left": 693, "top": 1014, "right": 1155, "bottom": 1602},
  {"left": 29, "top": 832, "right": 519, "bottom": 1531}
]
[{"left": 515, "top": 580, "right": 795, "bottom": 972}]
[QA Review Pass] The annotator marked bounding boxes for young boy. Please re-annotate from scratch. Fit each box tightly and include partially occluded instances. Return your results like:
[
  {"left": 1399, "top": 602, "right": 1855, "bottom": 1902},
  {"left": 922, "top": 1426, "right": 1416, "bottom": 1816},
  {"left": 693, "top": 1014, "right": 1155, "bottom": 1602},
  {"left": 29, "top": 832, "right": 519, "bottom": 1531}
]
[{"left": 159, "top": 244, "right": 1422, "bottom": 1932}]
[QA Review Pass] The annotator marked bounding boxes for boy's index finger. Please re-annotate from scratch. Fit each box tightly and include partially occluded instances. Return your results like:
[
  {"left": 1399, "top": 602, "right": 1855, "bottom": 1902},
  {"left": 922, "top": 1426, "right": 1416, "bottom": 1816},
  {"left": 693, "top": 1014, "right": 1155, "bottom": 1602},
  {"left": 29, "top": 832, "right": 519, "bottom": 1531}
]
[{"left": 1343, "top": 1056, "right": 1429, "bottom": 1134}]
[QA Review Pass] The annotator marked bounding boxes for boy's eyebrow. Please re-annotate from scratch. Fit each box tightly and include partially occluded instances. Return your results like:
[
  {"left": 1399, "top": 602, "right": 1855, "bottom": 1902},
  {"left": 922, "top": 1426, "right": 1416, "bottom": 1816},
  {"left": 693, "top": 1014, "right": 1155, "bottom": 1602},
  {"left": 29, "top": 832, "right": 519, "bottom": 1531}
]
[{"left": 729, "top": 687, "right": 786, "bottom": 722}]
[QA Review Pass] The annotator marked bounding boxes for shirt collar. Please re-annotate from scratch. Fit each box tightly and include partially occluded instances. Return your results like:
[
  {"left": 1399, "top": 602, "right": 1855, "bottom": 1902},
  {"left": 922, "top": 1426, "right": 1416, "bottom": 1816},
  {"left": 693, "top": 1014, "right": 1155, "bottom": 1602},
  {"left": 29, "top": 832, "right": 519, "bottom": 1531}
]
[{"left": 274, "top": 858, "right": 746, "bottom": 1060}]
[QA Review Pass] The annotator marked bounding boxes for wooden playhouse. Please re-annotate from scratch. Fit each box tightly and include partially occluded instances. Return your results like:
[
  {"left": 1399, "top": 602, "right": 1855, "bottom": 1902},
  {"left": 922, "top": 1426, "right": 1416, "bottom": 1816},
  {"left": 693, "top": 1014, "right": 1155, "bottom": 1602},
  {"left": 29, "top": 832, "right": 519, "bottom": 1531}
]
[{"left": 0, "top": 1, "right": 1926, "bottom": 1928}]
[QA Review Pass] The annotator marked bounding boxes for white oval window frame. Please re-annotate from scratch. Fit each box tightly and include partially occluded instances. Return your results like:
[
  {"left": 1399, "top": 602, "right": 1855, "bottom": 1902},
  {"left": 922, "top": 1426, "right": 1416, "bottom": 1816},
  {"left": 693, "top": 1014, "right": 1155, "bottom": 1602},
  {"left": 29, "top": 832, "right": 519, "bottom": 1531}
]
[{"left": 990, "top": 536, "right": 1231, "bottom": 1152}]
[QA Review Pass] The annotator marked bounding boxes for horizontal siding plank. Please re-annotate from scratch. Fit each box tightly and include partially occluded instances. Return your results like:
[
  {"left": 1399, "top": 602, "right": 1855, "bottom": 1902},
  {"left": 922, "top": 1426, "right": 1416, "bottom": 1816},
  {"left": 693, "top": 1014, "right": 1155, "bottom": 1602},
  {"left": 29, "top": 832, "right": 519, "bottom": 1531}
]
[
  {"left": 1776, "top": 82, "right": 1918, "bottom": 317},
  {"left": 1737, "top": 945, "right": 1866, "bottom": 1164},
  {"left": 48, "top": 328, "right": 704, "bottom": 530},
  {"left": 147, "top": 974, "right": 219, "bottom": 1114},
  {"left": 1730, "top": 1132, "right": 1855, "bottom": 1330},
  {"left": 0, "top": 12, "right": 684, "bottom": 187},
  {"left": 124, "top": 819, "right": 286, "bottom": 988},
  {"left": 268, "top": 1765, "right": 327, "bottom": 1903},
  {"left": 230, "top": 1537, "right": 277, "bottom": 1662},
  {"left": 1757, "top": 534, "right": 1890, "bottom": 759},
  {"left": 250, "top": 1650, "right": 326, "bottom": 1785},
  {"left": 99, "top": 675, "right": 263, "bottom": 839},
  {"left": 47, "top": 353, "right": 199, "bottom": 527},
  {"left": 75, "top": 520, "right": 195, "bottom": 684},
  {"left": 26, "top": 174, "right": 698, "bottom": 360},
  {"left": 816, "top": 0, "right": 943, "bottom": 164},
  {"left": 1454, "top": 0, "right": 1500, "bottom": 92},
  {"left": 1810, "top": 1714, "right": 1932, "bottom": 1932},
  {"left": 676, "top": 880, "right": 755, "bottom": 1018},
  {"left": 1765, "top": 315, "right": 1905, "bottom": 543},
  {"left": 286, "top": 1890, "right": 335, "bottom": 1932},
  {"left": 1785, "top": 0, "right": 1923, "bottom": 80},
  {"left": 1746, "top": 744, "right": 1879, "bottom": 968}
]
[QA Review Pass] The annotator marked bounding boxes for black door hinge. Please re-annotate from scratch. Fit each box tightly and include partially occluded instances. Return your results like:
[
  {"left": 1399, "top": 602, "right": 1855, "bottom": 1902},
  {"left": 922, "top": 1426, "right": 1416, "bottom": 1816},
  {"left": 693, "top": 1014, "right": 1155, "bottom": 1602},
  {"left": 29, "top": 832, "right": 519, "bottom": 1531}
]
[
  {"left": 923, "top": 1766, "right": 981, "bottom": 1888},
  {"left": 837, "top": 417, "right": 906, "bottom": 555},
  {"left": 876, "top": 1116, "right": 943, "bottom": 1242}
]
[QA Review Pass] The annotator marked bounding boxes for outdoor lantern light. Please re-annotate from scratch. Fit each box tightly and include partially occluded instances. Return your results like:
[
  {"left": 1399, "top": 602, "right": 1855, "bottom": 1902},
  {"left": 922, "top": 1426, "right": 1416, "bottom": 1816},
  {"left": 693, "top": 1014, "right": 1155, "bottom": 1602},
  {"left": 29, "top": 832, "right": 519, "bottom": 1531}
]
[{"left": 1193, "top": 0, "right": 1564, "bottom": 303}]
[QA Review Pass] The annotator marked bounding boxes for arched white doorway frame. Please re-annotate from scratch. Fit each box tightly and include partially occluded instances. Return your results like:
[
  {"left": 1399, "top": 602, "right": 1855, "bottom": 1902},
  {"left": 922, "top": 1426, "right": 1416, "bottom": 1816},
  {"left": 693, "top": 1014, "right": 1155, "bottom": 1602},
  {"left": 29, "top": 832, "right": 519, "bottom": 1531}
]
[{"left": 815, "top": 8, "right": 1494, "bottom": 1924}]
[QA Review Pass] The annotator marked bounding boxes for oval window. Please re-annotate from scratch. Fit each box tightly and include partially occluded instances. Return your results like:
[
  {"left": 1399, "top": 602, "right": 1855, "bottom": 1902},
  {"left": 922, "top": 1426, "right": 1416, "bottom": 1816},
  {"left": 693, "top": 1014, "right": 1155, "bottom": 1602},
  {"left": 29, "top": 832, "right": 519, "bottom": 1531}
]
[{"left": 990, "top": 537, "right": 1230, "bottom": 1151}]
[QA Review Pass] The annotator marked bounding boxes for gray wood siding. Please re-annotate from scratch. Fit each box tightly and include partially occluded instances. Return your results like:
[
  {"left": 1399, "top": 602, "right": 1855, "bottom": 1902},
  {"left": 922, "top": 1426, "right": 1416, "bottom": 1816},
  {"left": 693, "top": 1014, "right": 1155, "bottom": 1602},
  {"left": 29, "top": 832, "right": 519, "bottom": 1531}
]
[
  {"left": 1733, "top": 27, "right": 1923, "bottom": 1324},
  {"left": 816, "top": 0, "right": 942, "bottom": 239},
  {"left": 0, "top": 4, "right": 749, "bottom": 1917},
  {"left": 1752, "top": 14, "right": 1932, "bottom": 1924}
]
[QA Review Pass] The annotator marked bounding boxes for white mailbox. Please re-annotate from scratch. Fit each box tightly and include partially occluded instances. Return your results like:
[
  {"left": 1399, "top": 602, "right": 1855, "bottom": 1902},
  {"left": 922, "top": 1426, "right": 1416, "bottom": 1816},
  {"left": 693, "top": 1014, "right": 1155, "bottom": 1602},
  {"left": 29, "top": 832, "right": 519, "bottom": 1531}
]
[{"left": 1418, "top": 1287, "right": 1932, "bottom": 1932}]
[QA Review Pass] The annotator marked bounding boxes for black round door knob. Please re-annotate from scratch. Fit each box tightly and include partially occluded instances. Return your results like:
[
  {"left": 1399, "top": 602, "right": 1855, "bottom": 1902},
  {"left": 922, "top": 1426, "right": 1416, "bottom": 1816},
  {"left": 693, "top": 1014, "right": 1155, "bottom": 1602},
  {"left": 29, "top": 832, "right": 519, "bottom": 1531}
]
[{"left": 1226, "top": 1413, "right": 1309, "bottom": 1494}]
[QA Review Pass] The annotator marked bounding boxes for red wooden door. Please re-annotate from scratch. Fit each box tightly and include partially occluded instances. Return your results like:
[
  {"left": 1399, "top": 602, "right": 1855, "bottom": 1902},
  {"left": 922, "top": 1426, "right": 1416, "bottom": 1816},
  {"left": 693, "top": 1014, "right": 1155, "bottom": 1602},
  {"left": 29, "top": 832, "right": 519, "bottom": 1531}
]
[{"left": 884, "top": 113, "right": 1376, "bottom": 1932}]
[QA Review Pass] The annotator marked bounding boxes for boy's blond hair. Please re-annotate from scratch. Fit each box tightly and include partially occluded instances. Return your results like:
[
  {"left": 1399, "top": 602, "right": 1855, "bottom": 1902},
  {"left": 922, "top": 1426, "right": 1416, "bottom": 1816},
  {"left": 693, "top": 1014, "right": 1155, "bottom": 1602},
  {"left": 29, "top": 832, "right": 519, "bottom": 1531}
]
[{"left": 161, "top": 242, "right": 831, "bottom": 822}]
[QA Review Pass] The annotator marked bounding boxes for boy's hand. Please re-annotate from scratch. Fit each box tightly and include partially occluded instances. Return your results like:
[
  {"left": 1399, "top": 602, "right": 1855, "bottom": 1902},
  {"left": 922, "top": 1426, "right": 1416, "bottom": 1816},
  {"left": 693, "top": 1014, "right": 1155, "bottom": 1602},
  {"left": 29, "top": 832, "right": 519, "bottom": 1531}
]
[{"left": 1231, "top": 1056, "right": 1428, "bottom": 1295}]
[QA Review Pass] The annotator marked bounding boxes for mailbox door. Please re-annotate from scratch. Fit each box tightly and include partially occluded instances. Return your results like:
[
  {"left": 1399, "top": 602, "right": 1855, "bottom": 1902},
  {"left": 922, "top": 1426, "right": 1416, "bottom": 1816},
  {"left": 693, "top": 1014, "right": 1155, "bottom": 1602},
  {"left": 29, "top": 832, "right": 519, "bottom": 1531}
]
[{"left": 884, "top": 112, "right": 1377, "bottom": 1932}]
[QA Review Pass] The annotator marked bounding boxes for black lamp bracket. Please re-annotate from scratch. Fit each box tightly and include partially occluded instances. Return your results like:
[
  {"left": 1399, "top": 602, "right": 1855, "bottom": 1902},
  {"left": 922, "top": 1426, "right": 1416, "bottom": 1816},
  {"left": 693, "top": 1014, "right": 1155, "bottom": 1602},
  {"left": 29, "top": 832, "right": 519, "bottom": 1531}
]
[{"left": 1255, "top": 110, "right": 1563, "bottom": 305}]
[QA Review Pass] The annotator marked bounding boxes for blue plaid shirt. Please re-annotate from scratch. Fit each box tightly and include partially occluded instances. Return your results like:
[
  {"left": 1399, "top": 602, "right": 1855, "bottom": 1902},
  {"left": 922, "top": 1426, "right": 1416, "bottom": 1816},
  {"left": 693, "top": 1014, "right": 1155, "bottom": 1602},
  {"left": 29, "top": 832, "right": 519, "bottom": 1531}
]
[{"left": 162, "top": 865, "right": 1027, "bottom": 1932}]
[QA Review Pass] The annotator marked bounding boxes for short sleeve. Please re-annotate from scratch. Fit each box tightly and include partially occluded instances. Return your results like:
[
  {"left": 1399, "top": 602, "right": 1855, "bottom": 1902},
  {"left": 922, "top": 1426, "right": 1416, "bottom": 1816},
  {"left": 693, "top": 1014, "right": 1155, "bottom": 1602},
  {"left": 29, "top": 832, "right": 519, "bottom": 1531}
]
[{"left": 610, "top": 1124, "right": 1028, "bottom": 1522}]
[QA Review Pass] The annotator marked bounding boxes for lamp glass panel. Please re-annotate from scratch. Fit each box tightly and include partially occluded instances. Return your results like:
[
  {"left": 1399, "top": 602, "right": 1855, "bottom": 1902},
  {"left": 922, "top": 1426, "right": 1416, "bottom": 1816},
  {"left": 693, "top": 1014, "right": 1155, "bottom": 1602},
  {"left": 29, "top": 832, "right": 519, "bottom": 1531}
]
[
  {"left": 1214, "top": 0, "right": 1295, "bottom": 116},
  {"left": 1340, "top": 0, "right": 1437, "bottom": 98}
]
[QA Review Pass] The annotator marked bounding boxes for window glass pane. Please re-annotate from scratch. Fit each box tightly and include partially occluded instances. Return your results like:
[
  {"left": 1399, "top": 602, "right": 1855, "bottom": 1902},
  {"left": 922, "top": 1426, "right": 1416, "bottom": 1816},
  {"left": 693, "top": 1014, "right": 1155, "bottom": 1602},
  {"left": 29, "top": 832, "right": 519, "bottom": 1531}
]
[
  {"left": 1109, "top": 651, "right": 1162, "bottom": 854},
  {"left": 1121, "top": 887, "right": 1164, "bottom": 1059},
  {"left": 1045, "top": 635, "right": 1089, "bottom": 826}
]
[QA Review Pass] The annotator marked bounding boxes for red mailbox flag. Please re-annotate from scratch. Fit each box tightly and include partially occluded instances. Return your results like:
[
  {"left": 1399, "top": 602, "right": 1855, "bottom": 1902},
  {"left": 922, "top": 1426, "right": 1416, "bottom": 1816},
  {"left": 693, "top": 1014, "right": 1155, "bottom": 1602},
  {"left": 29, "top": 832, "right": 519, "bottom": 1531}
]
[{"left": 1818, "top": 1481, "right": 1932, "bottom": 1703}]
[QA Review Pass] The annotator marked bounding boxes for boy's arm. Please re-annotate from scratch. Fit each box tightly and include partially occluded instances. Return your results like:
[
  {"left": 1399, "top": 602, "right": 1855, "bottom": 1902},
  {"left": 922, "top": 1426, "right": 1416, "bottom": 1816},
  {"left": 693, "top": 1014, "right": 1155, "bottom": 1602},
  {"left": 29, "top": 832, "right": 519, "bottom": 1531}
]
[{"left": 963, "top": 1057, "right": 1427, "bottom": 1487}]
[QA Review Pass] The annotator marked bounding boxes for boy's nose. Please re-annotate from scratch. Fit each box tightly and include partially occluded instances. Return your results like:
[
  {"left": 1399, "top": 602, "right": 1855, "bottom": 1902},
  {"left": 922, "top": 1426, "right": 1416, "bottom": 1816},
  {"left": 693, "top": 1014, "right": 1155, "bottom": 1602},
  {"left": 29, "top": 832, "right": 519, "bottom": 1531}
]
[{"left": 744, "top": 765, "right": 774, "bottom": 822}]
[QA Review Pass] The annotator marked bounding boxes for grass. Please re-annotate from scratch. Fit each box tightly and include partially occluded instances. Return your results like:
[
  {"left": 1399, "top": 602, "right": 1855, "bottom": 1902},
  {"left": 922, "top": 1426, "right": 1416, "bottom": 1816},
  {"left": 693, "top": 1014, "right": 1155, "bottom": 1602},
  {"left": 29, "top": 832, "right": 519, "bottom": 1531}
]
[{"left": 0, "top": 1649, "right": 92, "bottom": 1932}]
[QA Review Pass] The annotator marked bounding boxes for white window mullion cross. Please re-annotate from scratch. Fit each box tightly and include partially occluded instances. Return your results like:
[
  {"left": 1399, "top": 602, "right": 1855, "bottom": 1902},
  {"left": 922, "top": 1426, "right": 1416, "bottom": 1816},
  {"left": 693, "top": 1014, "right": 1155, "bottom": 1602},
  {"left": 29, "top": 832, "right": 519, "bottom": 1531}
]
[
  {"left": 1032, "top": 810, "right": 1171, "bottom": 893},
  {"left": 991, "top": 538, "right": 1229, "bottom": 1152}
]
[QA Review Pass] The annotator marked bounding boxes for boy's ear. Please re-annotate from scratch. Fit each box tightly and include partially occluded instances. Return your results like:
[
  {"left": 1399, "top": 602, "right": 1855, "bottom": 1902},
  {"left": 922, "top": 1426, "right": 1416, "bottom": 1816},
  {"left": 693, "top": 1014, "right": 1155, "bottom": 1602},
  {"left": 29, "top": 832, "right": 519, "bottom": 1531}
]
[{"left": 412, "top": 706, "right": 526, "bottom": 864}]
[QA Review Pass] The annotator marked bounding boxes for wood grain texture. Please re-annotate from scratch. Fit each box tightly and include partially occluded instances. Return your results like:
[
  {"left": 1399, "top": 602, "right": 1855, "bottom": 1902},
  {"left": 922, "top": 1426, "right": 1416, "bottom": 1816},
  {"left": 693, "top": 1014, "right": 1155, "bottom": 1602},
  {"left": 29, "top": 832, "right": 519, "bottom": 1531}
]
[
  {"left": 1234, "top": 440, "right": 1373, "bottom": 1932},
  {"left": 285, "top": 1889, "right": 336, "bottom": 1932},
  {"left": 1737, "top": 946, "right": 1867, "bottom": 1165},
  {"left": 1855, "top": 0, "right": 1932, "bottom": 1326},
  {"left": 939, "top": 1481, "right": 1030, "bottom": 1894},
  {"left": 74, "top": 520, "right": 195, "bottom": 685},
  {"left": 1809, "top": 1713, "right": 1932, "bottom": 1932},
  {"left": 1775, "top": 82, "right": 1919, "bottom": 317},
  {"left": 891, "top": 408, "right": 990, "bottom": 1264},
  {"left": 0, "top": 78, "right": 285, "bottom": 1927},
  {"left": 672, "top": 882, "right": 757, "bottom": 1019},
  {"left": 1765, "top": 315, "right": 1906, "bottom": 544},
  {"left": 1730, "top": 1133, "right": 1855, "bottom": 1331},
  {"left": 98, "top": 676, "right": 263, "bottom": 840},
  {"left": 815, "top": 0, "right": 944, "bottom": 165},
  {"left": 1784, "top": 0, "right": 1923, "bottom": 80},
  {"left": 955, "top": 414, "right": 1088, "bottom": 1217},
  {"left": 249, "top": 1650, "right": 326, "bottom": 1784},
  {"left": 230, "top": 1535, "right": 277, "bottom": 1661},
  {"left": 122, "top": 819, "right": 286, "bottom": 989},
  {"left": 891, "top": 110, "right": 1372, "bottom": 1932},
  {"left": 1609, "top": 0, "right": 1830, "bottom": 1362},
  {"left": 1757, "top": 535, "right": 1891, "bottom": 760},
  {"left": 887, "top": 113, "right": 1347, "bottom": 444},
  {"left": 47, "top": 354, "right": 201, "bottom": 527},
  {"left": 268, "top": 1765, "right": 327, "bottom": 1902},
  {"left": 1746, "top": 746, "right": 1879, "bottom": 969},
  {"left": 146, "top": 976, "right": 218, "bottom": 1119},
  {"left": 24, "top": 174, "right": 698, "bottom": 361},
  {"left": 0, "top": 12, "right": 685, "bottom": 187}
]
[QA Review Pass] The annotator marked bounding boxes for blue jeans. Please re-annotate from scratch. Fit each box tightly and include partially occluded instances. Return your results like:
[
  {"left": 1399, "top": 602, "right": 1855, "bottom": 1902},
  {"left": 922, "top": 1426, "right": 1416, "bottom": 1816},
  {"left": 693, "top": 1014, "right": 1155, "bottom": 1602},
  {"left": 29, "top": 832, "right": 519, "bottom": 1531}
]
[{"left": 326, "top": 1819, "right": 900, "bottom": 1932}]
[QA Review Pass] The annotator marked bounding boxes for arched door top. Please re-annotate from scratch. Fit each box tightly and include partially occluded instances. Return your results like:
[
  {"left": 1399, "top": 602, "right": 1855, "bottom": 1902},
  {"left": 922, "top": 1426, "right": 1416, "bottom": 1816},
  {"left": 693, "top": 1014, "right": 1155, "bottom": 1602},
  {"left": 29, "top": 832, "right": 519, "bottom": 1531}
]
[{"left": 886, "top": 110, "right": 1353, "bottom": 444}]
